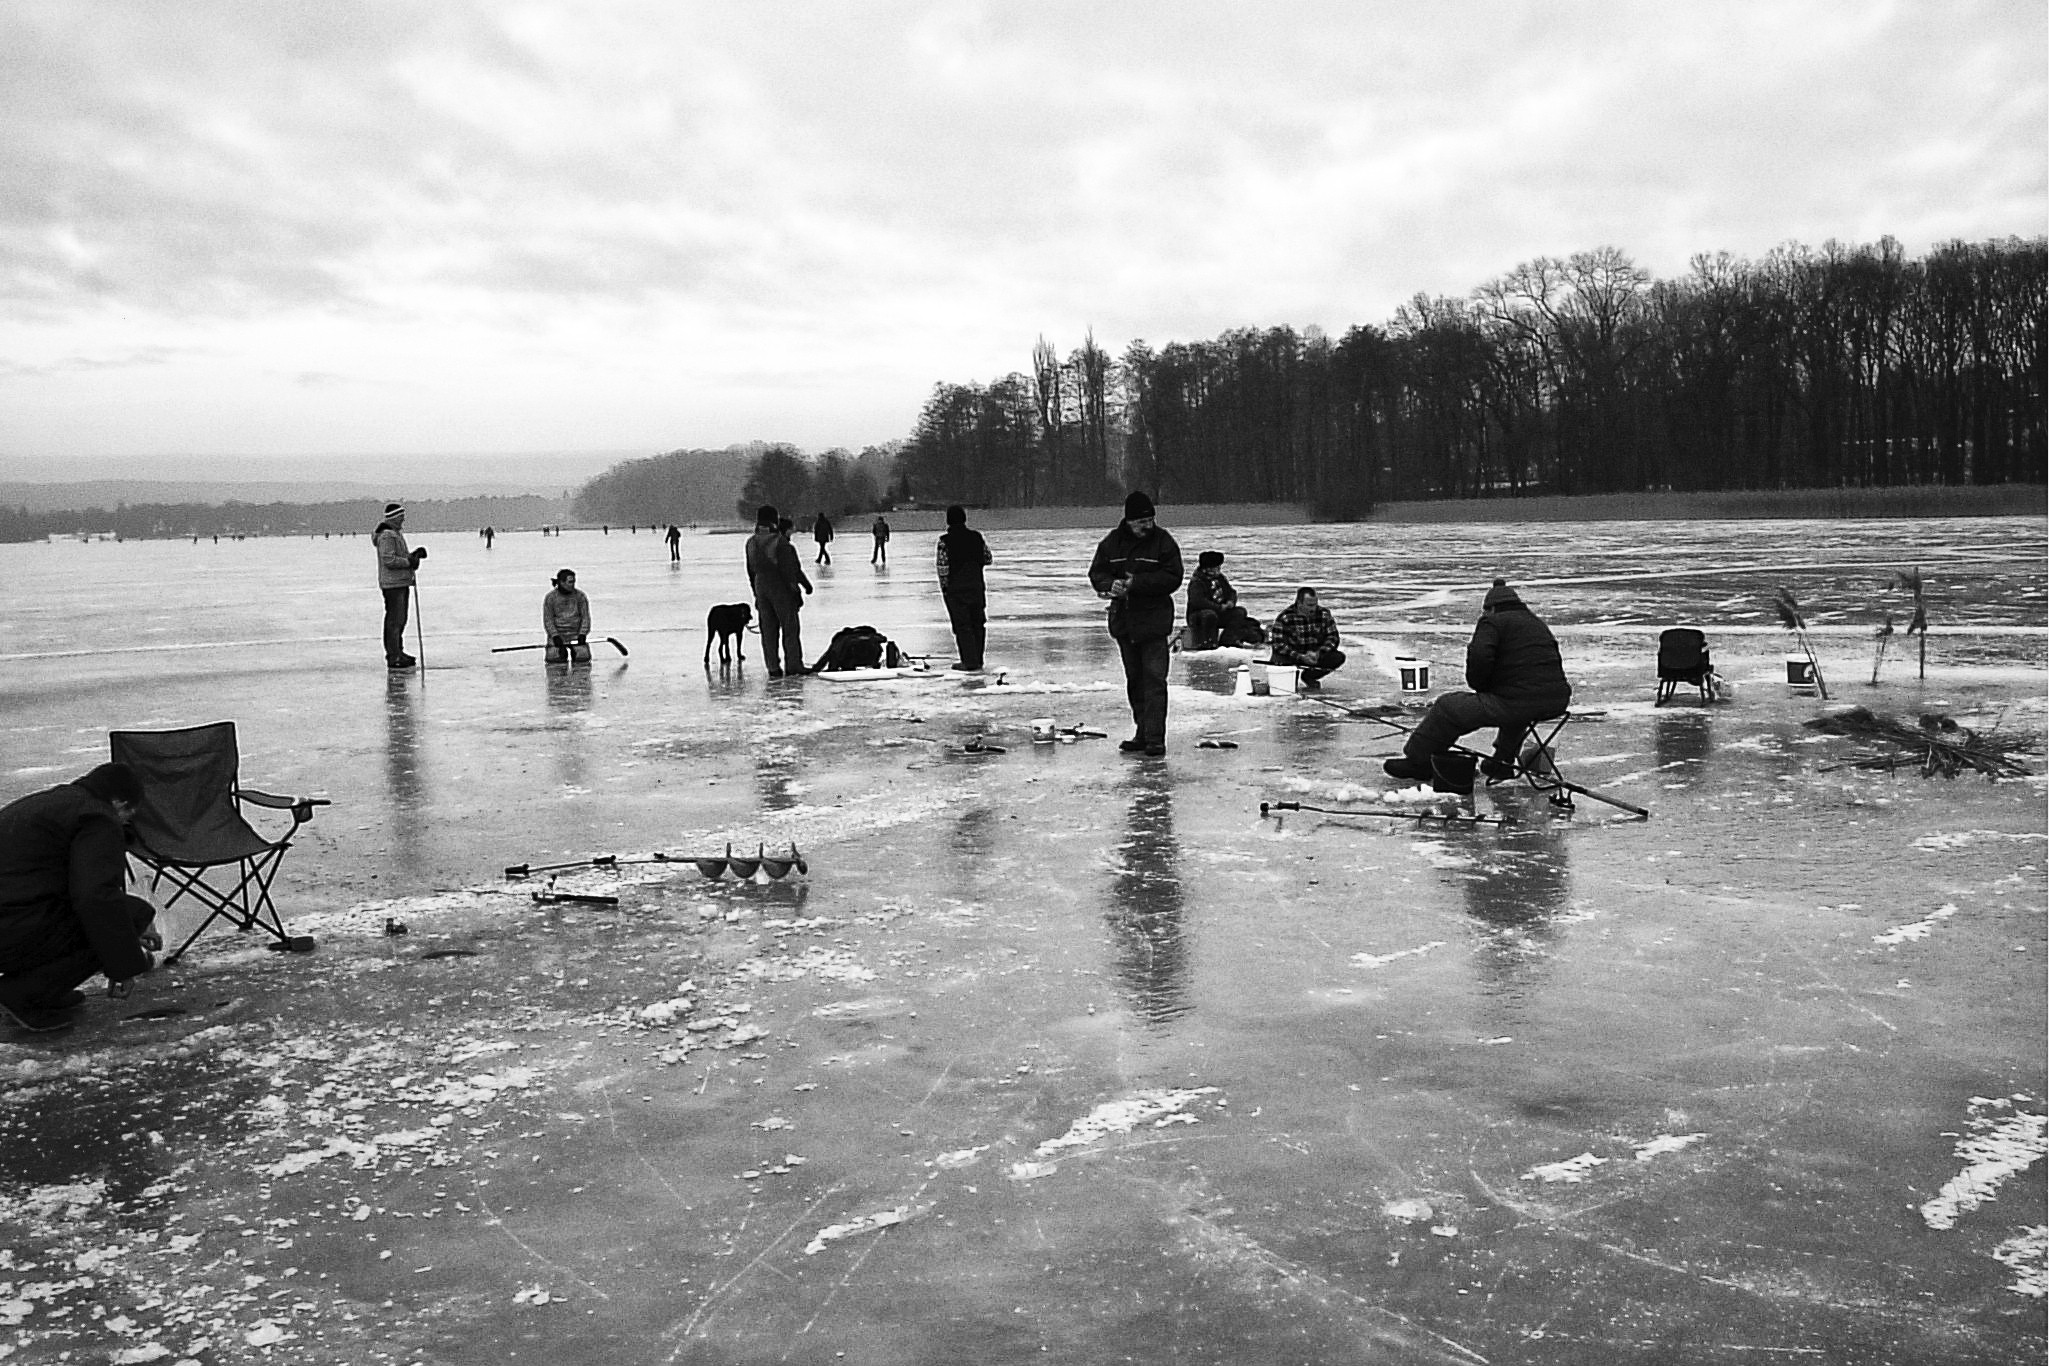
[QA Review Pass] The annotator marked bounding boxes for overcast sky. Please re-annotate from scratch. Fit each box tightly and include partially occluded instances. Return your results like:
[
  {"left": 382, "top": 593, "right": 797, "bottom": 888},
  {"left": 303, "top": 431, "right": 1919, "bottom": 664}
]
[{"left": 1, "top": 0, "right": 2041, "bottom": 469}]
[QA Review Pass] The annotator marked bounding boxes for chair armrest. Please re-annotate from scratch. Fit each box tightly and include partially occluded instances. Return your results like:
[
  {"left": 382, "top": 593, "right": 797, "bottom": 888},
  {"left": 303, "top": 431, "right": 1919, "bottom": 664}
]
[{"left": 237, "top": 790, "right": 332, "bottom": 824}]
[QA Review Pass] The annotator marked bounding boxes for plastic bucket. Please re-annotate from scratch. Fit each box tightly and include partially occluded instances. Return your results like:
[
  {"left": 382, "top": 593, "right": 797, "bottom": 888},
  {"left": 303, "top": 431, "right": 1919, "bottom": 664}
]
[
  {"left": 1785, "top": 654, "right": 1817, "bottom": 692},
  {"left": 1254, "top": 662, "right": 1300, "bottom": 695},
  {"left": 1395, "top": 656, "right": 1431, "bottom": 692},
  {"left": 1030, "top": 717, "right": 1057, "bottom": 743}
]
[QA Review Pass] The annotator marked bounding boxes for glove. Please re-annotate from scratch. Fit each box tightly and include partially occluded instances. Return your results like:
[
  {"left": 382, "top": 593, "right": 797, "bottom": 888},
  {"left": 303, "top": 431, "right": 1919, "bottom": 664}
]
[{"left": 412, "top": 547, "right": 428, "bottom": 563}]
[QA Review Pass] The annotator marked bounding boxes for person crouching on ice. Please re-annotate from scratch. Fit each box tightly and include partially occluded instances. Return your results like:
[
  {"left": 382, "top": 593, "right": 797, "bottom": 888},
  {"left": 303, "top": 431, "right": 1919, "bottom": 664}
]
[
  {"left": 1383, "top": 578, "right": 1570, "bottom": 793},
  {"left": 543, "top": 569, "right": 592, "bottom": 663},
  {"left": 1269, "top": 587, "right": 1347, "bottom": 685}
]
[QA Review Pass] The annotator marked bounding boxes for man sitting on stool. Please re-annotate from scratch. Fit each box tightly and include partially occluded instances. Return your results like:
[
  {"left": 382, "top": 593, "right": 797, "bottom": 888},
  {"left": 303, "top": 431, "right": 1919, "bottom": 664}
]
[
  {"left": 1384, "top": 578, "right": 1570, "bottom": 793},
  {"left": 1269, "top": 587, "right": 1346, "bottom": 685}
]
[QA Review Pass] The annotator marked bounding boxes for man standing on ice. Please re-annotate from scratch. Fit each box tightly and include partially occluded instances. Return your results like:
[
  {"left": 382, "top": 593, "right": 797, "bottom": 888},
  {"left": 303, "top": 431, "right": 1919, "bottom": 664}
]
[
  {"left": 373, "top": 502, "right": 426, "bottom": 670},
  {"left": 745, "top": 504, "right": 813, "bottom": 677},
  {"left": 1089, "top": 491, "right": 1184, "bottom": 757},
  {"left": 0, "top": 763, "right": 161, "bottom": 1032},
  {"left": 1383, "top": 578, "right": 1570, "bottom": 792},
  {"left": 936, "top": 504, "right": 992, "bottom": 671}
]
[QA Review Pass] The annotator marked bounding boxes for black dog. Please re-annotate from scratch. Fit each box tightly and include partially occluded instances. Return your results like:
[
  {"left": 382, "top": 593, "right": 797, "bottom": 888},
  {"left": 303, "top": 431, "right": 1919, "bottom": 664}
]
[{"left": 705, "top": 603, "right": 753, "bottom": 665}]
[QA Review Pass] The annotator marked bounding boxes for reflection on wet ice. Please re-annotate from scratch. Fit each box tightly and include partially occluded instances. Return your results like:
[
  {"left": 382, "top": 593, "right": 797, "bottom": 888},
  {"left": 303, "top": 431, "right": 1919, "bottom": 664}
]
[
  {"left": 384, "top": 673, "right": 424, "bottom": 871},
  {"left": 1460, "top": 817, "right": 1572, "bottom": 1000},
  {"left": 1653, "top": 711, "right": 1713, "bottom": 770},
  {"left": 545, "top": 663, "right": 595, "bottom": 791},
  {"left": 1105, "top": 770, "right": 1191, "bottom": 1026}
]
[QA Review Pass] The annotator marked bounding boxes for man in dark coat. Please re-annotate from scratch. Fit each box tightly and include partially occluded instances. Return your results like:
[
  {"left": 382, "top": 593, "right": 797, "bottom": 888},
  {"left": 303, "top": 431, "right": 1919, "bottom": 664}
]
[
  {"left": 0, "top": 763, "right": 160, "bottom": 1031},
  {"left": 1088, "top": 491, "right": 1184, "bottom": 757},
  {"left": 1384, "top": 579, "right": 1571, "bottom": 789},
  {"left": 936, "top": 505, "right": 992, "bottom": 671},
  {"left": 744, "top": 504, "right": 814, "bottom": 677},
  {"left": 813, "top": 512, "right": 834, "bottom": 565}
]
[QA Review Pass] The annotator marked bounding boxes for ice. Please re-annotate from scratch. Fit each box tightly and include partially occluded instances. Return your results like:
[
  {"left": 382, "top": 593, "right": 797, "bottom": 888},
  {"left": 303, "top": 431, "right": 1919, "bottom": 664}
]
[{"left": 0, "top": 514, "right": 2042, "bottom": 1362}]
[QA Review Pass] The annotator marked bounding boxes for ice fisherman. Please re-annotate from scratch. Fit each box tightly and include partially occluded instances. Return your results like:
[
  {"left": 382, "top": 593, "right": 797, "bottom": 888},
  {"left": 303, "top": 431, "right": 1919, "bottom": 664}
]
[
  {"left": 936, "top": 504, "right": 993, "bottom": 671},
  {"left": 870, "top": 515, "right": 890, "bottom": 565},
  {"left": 1186, "top": 550, "right": 1262, "bottom": 649},
  {"left": 666, "top": 524, "right": 682, "bottom": 562},
  {"left": 0, "top": 763, "right": 161, "bottom": 1033},
  {"left": 542, "top": 569, "right": 592, "bottom": 664},
  {"left": 1089, "top": 491, "right": 1184, "bottom": 756},
  {"left": 1268, "top": 587, "right": 1347, "bottom": 685},
  {"left": 813, "top": 512, "right": 834, "bottom": 564},
  {"left": 1382, "top": 578, "right": 1571, "bottom": 790},
  {"left": 746, "top": 504, "right": 814, "bottom": 677},
  {"left": 373, "top": 502, "right": 427, "bottom": 670}
]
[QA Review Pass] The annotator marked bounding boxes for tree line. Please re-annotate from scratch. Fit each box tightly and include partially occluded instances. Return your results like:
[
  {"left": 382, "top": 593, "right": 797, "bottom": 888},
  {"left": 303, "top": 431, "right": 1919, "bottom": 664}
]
[
  {"left": 569, "top": 443, "right": 905, "bottom": 527},
  {"left": 897, "top": 236, "right": 2045, "bottom": 515},
  {"left": 0, "top": 495, "right": 563, "bottom": 543}
]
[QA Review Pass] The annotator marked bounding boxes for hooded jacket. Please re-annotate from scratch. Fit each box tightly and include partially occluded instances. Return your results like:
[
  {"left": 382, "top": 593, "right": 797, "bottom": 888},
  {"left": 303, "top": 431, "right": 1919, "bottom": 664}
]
[
  {"left": 373, "top": 522, "right": 415, "bottom": 589},
  {"left": 745, "top": 527, "right": 811, "bottom": 608},
  {"left": 1465, "top": 602, "right": 1572, "bottom": 714},
  {"left": 0, "top": 782, "right": 153, "bottom": 979},
  {"left": 1088, "top": 520, "right": 1184, "bottom": 643}
]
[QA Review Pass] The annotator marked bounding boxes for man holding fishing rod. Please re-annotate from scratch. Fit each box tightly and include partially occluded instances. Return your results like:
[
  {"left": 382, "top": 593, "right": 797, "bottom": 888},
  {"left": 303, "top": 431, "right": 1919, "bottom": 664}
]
[
  {"left": 1089, "top": 491, "right": 1184, "bottom": 757},
  {"left": 373, "top": 502, "right": 427, "bottom": 670},
  {"left": 1383, "top": 578, "right": 1569, "bottom": 793}
]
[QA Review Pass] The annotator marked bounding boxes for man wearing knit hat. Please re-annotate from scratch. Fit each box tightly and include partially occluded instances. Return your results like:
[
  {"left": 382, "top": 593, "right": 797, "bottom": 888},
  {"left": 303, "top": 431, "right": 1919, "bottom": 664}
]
[
  {"left": 373, "top": 502, "right": 427, "bottom": 670},
  {"left": 0, "top": 763, "right": 161, "bottom": 1032},
  {"left": 1088, "top": 491, "right": 1184, "bottom": 756},
  {"left": 1383, "top": 578, "right": 1571, "bottom": 793}
]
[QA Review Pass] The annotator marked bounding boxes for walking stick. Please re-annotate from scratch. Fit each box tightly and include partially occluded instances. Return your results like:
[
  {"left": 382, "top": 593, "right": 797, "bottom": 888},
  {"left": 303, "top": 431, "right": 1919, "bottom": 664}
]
[{"left": 413, "top": 584, "right": 426, "bottom": 672}]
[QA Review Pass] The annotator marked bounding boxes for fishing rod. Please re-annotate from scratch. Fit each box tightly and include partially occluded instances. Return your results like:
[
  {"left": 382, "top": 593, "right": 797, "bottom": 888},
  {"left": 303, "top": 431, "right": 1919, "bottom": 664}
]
[
  {"left": 492, "top": 637, "right": 630, "bottom": 656},
  {"left": 1260, "top": 800, "right": 1513, "bottom": 828},
  {"left": 1307, "top": 695, "right": 1651, "bottom": 821}
]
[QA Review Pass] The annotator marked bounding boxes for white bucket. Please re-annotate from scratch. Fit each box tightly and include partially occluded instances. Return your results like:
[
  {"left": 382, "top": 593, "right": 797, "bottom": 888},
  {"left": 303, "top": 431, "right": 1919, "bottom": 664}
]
[
  {"left": 1233, "top": 665, "right": 1253, "bottom": 697},
  {"left": 1253, "top": 662, "right": 1300, "bottom": 695},
  {"left": 1395, "top": 656, "right": 1431, "bottom": 692},
  {"left": 1785, "top": 654, "right": 1817, "bottom": 692},
  {"left": 1030, "top": 717, "right": 1057, "bottom": 743}
]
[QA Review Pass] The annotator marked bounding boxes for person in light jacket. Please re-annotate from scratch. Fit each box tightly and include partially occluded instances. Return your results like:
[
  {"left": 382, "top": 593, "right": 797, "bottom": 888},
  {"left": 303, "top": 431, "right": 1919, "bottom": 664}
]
[
  {"left": 373, "top": 502, "right": 426, "bottom": 670},
  {"left": 542, "top": 569, "right": 592, "bottom": 663}
]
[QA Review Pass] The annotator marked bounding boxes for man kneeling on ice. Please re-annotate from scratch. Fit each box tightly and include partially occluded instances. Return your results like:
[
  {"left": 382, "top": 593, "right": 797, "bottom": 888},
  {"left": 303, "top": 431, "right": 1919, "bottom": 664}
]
[
  {"left": 543, "top": 568, "right": 593, "bottom": 663},
  {"left": 0, "top": 763, "right": 161, "bottom": 1032},
  {"left": 1384, "top": 578, "right": 1570, "bottom": 794}
]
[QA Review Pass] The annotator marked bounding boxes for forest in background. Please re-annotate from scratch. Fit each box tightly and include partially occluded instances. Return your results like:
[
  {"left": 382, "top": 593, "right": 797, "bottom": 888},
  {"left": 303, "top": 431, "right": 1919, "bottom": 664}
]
[{"left": 898, "top": 236, "right": 2045, "bottom": 516}]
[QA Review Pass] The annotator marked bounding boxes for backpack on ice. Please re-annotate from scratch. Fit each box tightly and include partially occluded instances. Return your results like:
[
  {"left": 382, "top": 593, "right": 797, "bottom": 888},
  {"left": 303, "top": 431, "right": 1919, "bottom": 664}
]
[{"left": 812, "top": 626, "right": 903, "bottom": 672}]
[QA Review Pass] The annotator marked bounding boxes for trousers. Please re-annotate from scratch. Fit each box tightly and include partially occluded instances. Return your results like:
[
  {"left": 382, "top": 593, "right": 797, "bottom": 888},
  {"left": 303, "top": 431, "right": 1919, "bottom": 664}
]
[
  {"left": 1117, "top": 635, "right": 1171, "bottom": 745},
  {"left": 944, "top": 592, "right": 987, "bottom": 669},
  {"left": 0, "top": 894, "right": 155, "bottom": 1011},
  {"left": 756, "top": 596, "right": 804, "bottom": 674},
  {"left": 381, "top": 586, "right": 411, "bottom": 662},
  {"left": 1403, "top": 691, "right": 1562, "bottom": 762}
]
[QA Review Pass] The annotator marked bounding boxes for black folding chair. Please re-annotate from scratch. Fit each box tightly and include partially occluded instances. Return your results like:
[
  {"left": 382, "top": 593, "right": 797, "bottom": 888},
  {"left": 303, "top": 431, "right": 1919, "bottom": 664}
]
[
  {"left": 1655, "top": 628, "right": 1718, "bottom": 705},
  {"left": 109, "top": 722, "right": 326, "bottom": 964}
]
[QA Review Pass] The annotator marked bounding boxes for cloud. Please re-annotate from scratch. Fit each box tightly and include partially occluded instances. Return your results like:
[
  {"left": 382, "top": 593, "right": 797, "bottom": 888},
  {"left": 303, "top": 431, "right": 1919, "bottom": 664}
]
[{"left": 0, "top": 0, "right": 2039, "bottom": 457}]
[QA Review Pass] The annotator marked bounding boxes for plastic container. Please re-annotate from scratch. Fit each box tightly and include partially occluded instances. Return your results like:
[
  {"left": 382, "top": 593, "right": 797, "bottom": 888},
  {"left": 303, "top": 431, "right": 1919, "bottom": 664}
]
[
  {"left": 1395, "top": 656, "right": 1431, "bottom": 692},
  {"left": 1785, "top": 654, "right": 1817, "bottom": 692}
]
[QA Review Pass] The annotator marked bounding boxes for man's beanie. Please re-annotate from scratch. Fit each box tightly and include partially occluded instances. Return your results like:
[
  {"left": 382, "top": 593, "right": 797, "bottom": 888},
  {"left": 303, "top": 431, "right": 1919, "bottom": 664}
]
[
  {"left": 1483, "top": 577, "right": 1521, "bottom": 609},
  {"left": 1123, "top": 490, "right": 1155, "bottom": 521},
  {"left": 756, "top": 504, "right": 778, "bottom": 525},
  {"left": 76, "top": 762, "right": 144, "bottom": 805},
  {"left": 384, "top": 502, "right": 405, "bottom": 518},
  {"left": 946, "top": 504, "right": 966, "bottom": 526},
  {"left": 1198, "top": 550, "right": 1224, "bottom": 568}
]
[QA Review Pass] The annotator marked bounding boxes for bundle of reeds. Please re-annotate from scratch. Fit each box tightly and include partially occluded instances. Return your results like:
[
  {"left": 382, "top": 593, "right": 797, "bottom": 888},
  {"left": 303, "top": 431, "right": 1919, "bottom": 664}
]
[
  {"left": 1773, "top": 586, "right": 1830, "bottom": 699},
  {"left": 1806, "top": 706, "right": 2038, "bottom": 779}
]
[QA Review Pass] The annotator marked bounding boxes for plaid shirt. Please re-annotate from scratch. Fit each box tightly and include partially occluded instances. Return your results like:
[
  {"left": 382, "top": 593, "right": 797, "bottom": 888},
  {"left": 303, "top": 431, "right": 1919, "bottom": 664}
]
[{"left": 1271, "top": 604, "right": 1339, "bottom": 659}]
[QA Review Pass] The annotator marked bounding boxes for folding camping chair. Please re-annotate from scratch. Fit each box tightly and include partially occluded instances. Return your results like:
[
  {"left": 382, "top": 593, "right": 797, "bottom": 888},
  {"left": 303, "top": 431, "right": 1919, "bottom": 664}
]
[
  {"left": 1654, "top": 627, "right": 1719, "bottom": 705},
  {"left": 109, "top": 721, "right": 326, "bottom": 965}
]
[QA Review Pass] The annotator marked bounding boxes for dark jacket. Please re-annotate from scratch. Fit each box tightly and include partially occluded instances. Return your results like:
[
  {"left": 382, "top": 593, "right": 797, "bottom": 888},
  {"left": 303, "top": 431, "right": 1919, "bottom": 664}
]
[
  {"left": 1088, "top": 522, "right": 1184, "bottom": 643},
  {"left": 1465, "top": 603, "right": 1572, "bottom": 714},
  {"left": 0, "top": 783, "right": 152, "bottom": 978},
  {"left": 1187, "top": 567, "right": 1237, "bottom": 621},
  {"left": 937, "top": 527, "right": 991, "bottom": 599},
  {"left": 745, "top": 528, "right": 811, "bottom": 608}
]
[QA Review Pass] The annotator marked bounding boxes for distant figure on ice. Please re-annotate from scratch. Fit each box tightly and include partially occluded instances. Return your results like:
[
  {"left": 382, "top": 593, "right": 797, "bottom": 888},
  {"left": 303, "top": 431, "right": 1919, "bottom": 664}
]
[
  {"left": 1186, "top": 550, "right": 1262, "bottom": 649},
  {"left": 870, "top": 515, "right": 890, "bottom": 565},
  {"left": 813, "top": 512, "right": 834, "bottom": 564},
  {"left": 483, "top": 525, "right": 495, "bottom": 548},
  {"left": 1383, "top": 578, "right": 1571, "bottom": 794},
  {"left": 666, "top": 524, "right": 682, "bottom": 562},
  {"left": 1089, "top": 492, "right": 1183, "bottom": 757},
  {"left": 936, "top": 505, "right": 992, "bottom": 671},
  {"left": 1268, "top": 587, "right": 1346, "bottom": 686},
  {"left": 0, "top": 763, "right": 161, "bottom": 1033},
  {"left": 542, "top": 569, "right": 592, "bottom": 664},
  {"left": 373, "top": 502, "right": 426, "bottom": 670},
  {"left": 746, "top": 504, "right": 813, "bottom": 677}
]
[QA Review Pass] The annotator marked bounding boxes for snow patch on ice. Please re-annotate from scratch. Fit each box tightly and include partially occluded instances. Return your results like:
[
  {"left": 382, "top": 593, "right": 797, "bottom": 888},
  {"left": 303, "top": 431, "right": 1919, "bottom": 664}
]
[
  {"left": 1920, "top": 1096, "right": 2047, "bottom": 1231},
  {"left": 1523, "top": 1153, "right": 1608, "bottom": 1183},
  {"left": 1633, "top": 1133, "right": 1707, "bottom": 1161},
  {"left": 1991, "top": 1225, "right": 2047, "bottom": 1298},
  {"left": 1034, "top": 1087, "right": 1219, "bottom": 1156},
  {"left": 1874, "top": 904, "right": 1956, "bottom": 946},
  {"left": 804, "top": 1205, "right": 913, "bottom": 1254},
  {"left": 1912, "top": 830, "right": 2049, "bottom": 853},
  {"left": 1352, "top": 941, "right": 1445, "bottom": 970}
]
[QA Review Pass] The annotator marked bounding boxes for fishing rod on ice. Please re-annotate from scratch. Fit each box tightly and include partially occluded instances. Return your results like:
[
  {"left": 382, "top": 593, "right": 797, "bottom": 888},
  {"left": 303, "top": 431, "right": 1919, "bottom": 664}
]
[
  {"left": 1304, "top": 695, "right": 1651, "bottom": 821},
  {"left": 503, "top": 842, "right": 808, "bottom": 882},
  {"left": 492, "top": 637, "right": 630, "bottom": 656},
  {"left": 1260, "top": 800, "right": 1513, "bottom": 828}
]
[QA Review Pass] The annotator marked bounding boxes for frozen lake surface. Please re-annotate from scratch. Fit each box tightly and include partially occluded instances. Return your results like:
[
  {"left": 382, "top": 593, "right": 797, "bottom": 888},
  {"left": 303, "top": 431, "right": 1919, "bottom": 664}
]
[{"left": 0, "top": 514, "right": 2044, "bottom": 1364}]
